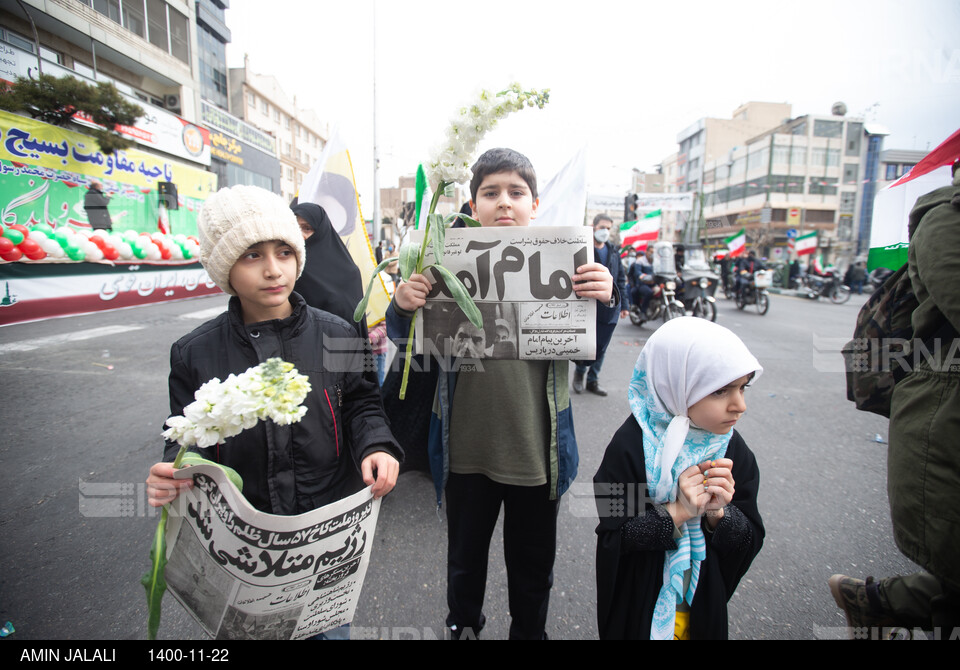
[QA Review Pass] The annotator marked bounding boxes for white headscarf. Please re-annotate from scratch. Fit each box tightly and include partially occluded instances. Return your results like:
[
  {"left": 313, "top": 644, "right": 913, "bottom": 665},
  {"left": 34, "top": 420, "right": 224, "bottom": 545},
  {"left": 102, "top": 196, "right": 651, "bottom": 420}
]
[{"left": 627, "top": 316, "right": 762, "bottom": 639}]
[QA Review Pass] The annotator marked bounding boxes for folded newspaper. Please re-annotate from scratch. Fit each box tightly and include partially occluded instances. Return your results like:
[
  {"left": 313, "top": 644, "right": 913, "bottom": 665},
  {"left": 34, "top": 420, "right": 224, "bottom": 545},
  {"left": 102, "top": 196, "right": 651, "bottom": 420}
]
[
  {"left": 413, "top": 226, "right": 597, "bottom": 361},
  {"left": 166, "top": 464, "right": 379, "bottom": 640}
]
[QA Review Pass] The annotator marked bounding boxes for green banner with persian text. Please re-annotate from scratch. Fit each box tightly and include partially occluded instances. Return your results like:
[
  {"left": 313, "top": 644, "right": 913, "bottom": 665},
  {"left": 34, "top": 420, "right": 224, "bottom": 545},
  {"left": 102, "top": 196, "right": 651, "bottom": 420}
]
[{"left": 1, "top": 110, "right": 216, "bottom": 235}]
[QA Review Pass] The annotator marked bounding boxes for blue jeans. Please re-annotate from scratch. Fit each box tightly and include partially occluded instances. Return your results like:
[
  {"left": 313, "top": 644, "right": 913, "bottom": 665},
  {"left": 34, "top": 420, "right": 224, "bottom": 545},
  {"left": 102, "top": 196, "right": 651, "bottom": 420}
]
[
  {"left": 575, "top": 320, "right": 617, "bottom": 384},
  {"left": 309, "top": 623, "right": 350, "bottom": 640},
  {"left": 374, "top": 353, "right": 387, "bottom": 386}
]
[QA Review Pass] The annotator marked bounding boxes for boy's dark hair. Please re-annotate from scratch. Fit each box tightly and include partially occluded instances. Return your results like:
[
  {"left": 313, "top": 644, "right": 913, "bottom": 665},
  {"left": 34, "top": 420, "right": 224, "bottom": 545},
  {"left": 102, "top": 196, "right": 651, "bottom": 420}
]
[
  {"left": 470, "top": 148, "right": 538, "bottom": 202},
  {"left": 593, "top": 213, "right": 613, "bottom": 227}
]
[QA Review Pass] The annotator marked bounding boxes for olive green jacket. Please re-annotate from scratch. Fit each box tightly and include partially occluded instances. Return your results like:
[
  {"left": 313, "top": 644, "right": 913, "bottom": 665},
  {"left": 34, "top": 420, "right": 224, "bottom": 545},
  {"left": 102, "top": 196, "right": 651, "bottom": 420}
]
[{"left": 888, "top": 171, "right": 960, "bottom": 590}]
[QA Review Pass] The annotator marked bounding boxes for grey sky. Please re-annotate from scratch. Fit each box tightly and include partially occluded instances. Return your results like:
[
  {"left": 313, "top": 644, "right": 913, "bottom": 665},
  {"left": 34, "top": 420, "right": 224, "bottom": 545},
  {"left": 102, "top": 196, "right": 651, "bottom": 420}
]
[{"left": 226, "top": 0, "right": 960, "bottom": 209}]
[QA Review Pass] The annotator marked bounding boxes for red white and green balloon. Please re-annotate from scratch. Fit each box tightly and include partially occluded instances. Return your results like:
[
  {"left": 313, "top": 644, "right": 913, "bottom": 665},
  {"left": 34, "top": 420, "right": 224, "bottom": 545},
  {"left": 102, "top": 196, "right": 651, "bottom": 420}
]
[{"left": 0, "top": 223, "right": 200, "bottom": 263}]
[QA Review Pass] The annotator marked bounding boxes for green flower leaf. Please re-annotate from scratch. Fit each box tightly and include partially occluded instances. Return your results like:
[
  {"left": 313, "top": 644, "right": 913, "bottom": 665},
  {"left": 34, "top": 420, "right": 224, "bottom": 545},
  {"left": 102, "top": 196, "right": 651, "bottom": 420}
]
[
  {"left": 141, "top": 508, "right": 169, "bottom": 640},
  {"left": 428, "top": 213, "right": 445, "bottom": 266},
  {"left": 178, "top": 454, "right": 244, "bottom": 492},
  {"left": 459, "top": 214, "right": 482, "bottom": 228},
  {"left": 354, "top": 257, "right": 396, "bottom": 322},
  {"left": 399, "top": 242, "right": 420, "bottom": 281},
  {"left": 428, "top": 264, "right": 482, "bottom": 330}
]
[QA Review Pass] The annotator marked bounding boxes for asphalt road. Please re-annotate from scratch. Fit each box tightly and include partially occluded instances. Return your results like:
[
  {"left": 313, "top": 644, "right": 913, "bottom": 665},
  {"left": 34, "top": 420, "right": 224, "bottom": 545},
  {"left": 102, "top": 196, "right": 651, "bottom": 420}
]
[{"left": 0, "top": 290, "right": 918, "bottom": 640}]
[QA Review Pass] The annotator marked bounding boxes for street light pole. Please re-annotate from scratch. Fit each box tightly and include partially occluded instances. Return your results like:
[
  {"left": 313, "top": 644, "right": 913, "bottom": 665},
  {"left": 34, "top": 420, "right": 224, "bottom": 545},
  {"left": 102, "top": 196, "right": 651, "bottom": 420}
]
[{"left": 371, "top": 1, "right": 381, "bottom": 246}]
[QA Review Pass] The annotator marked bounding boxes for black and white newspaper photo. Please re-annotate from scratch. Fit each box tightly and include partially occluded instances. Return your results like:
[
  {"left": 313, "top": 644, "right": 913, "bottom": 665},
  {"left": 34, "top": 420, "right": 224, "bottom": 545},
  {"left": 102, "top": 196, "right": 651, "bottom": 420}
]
[
  {"left": 412, "top": 226, "right": 596, "bottom": 361},
  {"left": 165, "top": 465, "right": 380, "bottom": 640}
]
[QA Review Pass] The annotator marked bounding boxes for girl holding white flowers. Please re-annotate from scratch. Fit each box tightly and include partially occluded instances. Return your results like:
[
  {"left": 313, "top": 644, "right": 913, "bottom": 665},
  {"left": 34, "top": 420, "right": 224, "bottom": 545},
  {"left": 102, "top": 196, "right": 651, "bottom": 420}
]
[{"left": 146, "top": 185, "right": 402, "bottom": 514}]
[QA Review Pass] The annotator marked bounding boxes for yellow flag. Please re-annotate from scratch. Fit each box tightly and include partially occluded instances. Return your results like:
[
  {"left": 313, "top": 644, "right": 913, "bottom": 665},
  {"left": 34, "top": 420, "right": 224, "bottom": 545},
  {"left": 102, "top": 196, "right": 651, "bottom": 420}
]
[{"left": 298, "top": 131, "right": 390, "bottom": 326}]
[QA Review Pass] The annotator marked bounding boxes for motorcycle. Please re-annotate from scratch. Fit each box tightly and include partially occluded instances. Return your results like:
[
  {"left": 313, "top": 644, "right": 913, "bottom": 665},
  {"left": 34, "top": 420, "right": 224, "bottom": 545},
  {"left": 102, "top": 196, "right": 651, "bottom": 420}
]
[
  {"left": 682, "top": 275, "right": 718, "bottom": 321},
  {"left": 735, "top": 270, "right": 771, "bottom": 315},
  {"left": 629, "top": 241, "right": 685, "bottom": 326},
  {"left": 801, "top": 270, "right": 851, "bottom": 304},
  {"left": 677, "top": 244, "right": 719, "bottom": 321},
  {"left": 629, "top": 274, "right": 686, "bottom": 326}
]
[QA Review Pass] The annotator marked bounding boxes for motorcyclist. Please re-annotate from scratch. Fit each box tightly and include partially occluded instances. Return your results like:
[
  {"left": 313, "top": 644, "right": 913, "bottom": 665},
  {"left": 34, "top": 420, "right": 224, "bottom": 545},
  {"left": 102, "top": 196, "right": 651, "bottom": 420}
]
[
  {"left": 627, "top": 244, "right": 656, "bottom": 316},
  {"left": 734, "top": 250, "right": 766, "bottom": 298}
]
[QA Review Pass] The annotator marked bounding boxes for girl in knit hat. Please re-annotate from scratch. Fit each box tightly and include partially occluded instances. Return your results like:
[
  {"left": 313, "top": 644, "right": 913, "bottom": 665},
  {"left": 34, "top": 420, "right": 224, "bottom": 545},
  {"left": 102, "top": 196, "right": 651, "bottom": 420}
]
[{"left": 594, "top": 317, "right": 764, "bottom": 639}]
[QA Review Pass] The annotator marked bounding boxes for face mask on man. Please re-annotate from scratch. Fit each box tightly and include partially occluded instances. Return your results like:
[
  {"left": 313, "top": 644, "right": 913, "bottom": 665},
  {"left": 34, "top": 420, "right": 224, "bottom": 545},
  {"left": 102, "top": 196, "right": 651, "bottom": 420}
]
[{"left": 594, "top": 227, "right": 611, "bottom": 243}]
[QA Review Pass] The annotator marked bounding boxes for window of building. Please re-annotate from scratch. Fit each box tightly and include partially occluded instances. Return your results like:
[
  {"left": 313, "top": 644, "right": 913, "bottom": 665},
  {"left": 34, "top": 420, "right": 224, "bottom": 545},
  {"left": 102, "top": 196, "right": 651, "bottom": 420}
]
[
  {"left": 843, "top": 163, "right": 858, "bottom": 186},
  {"left": 885, "top": 163, "right": 898, "bottom": 181},
  {"left": 248, "top": 91, "right": 256, "bottom": 108},
  {"left": 168, "top": 6, "right": 189, "bottom": 64},
  {"left": 285, "top": 116, "right": 291, "bottom": 130},
  {"left": 74, "top": 60, "right": 96, "bottom": 78},
  {"left": 261, "top": 99, "right": 269, "bottom": 115},
  {"left": 814, "top": 120, "right": 843, "bottom": 139},
  {"left": 846, "top": 122, "right": 863, "bottom": 156},
  {"left": 1, "top": 27, "right": 61, "bottom": 64},
  {"left": 1, "top": 27, "right": 34, "bottom": 52},
  {"left": 283, "top": 142, "right": 291, "bottom": 156},
  {"left": 808, "top": 176, "right": 838, "bottom": 196},
  {"left": 274, "top": 108, "right": 280, "bottom": 123},
  {"left": 806, "top": 209, "right": 836, "bottom": 224},
  {"left": 811, "top": 148, "right": 840, "bottom": 167},
  {"left": 747, "top": 148, "right": 768, "bottom": 172},
  {"left": 93, "top": 0, "right": 122, "bottom": 23},
  {"left": 900, "top": 164, "right": 915, "bottom": 178},
  {"left": 840, "top": 192, "right": 856, "bottom": 214},
  {"left": 146, "top": 0, "right": 169, "bottom": 51},
  {"left": 121, "top": 0, "right": 146, "bottom": 38},
  {"left": 773, "top": 145, "right": 791, "bottom": 164}
]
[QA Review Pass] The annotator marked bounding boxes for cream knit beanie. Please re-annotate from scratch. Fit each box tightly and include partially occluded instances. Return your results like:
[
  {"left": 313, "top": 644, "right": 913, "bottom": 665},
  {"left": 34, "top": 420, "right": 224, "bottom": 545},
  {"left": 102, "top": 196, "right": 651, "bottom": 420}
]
[{"left": 197, "top": 185, "right": 305, "bottom": 295}]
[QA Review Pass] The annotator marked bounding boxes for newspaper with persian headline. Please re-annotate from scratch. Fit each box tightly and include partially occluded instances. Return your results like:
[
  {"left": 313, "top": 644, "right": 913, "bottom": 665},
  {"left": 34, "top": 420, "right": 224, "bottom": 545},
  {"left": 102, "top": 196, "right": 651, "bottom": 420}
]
[
  {"left": 165, "top": 464, "right": 379, "bottom": 640},
  {"left": 412, "top": 226, "right": 597, "bottom": 361}
]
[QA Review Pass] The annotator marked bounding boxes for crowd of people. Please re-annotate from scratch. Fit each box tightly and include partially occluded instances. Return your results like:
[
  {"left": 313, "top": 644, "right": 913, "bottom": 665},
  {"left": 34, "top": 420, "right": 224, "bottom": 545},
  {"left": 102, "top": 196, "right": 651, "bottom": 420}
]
[{"left": 143, "top": 147, "right": 958, "bottom": 640}]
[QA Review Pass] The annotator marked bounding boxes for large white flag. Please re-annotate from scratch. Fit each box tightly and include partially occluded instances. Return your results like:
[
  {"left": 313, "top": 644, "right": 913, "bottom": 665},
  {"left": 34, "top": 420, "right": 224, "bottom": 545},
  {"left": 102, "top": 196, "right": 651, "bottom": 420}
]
[{"left": 534, "top": 147, "right": 587, "bottom": 228}]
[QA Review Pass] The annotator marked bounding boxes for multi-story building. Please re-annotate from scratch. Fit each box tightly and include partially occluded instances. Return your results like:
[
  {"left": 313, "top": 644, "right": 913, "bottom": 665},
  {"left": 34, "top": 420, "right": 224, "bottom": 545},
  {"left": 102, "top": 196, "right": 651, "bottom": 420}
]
[
  {"left": 195, "top": 0, "right": 229, "bottom": 111},
  {"left": 2, "top": 0, "right": 201, "bottom": 121},
  {"left": 698, "top": 105, "right": 889, "bottom": 264},
  {"left": 379, "top": 174, "right": 461, "bottom": 242},
  {"left": 674, "top": 102, "right": 792, "bottom": 242},
  {"left": 228, "top": 56, "right": 327, "bottom": 204},
  {"left": 878, "top": 149, "right": 926, "bottom": 184},
  {"left": 0, "top": 0, "right": 220, "bottom": 233}
]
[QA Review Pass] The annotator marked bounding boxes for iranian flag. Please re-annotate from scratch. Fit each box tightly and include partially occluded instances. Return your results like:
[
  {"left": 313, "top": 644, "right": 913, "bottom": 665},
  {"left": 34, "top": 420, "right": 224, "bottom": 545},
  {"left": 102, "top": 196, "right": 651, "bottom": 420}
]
[
  {"left": 794, "top": 231, "right": 818, "bottom": 256},
  {"left": 724, "top": 228, "right": 746, "bottom": 257},
  {"left": 620, "top": 209, "right": 661, "bottom": 250},
  {"left": 869, "top": 127, "right": 960, "bottom": 270}
]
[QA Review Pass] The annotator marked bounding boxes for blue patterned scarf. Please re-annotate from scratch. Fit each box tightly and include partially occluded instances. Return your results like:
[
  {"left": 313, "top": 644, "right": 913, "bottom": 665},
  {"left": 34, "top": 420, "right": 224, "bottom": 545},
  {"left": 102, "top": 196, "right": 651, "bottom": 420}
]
[{"left": 626, "top": 317, "right": 762, "bottom": 639}]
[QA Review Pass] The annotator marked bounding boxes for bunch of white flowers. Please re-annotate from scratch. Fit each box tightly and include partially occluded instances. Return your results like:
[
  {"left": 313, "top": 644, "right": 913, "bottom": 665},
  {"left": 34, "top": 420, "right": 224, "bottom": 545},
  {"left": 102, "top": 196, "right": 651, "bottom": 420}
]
[
  {"left": 162, "top": 358, "right": 312, "bottom": 449},
  {"left": 426, "top": 84, "right": 550, "bottom": 190}
]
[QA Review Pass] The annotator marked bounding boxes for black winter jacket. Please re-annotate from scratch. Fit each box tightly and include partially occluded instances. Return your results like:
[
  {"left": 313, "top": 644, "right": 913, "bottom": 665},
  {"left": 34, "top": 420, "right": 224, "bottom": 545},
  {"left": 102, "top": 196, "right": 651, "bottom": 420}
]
[{"left": 163, "top": 292, "right": 402, "bottom": 515}]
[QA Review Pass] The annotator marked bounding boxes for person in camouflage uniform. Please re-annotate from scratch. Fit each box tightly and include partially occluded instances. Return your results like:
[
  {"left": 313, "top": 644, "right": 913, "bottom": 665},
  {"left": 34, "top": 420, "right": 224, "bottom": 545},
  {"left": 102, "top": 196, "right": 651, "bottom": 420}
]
[{"left": 831, "top": 161, "right": 960, "bottom": 637}]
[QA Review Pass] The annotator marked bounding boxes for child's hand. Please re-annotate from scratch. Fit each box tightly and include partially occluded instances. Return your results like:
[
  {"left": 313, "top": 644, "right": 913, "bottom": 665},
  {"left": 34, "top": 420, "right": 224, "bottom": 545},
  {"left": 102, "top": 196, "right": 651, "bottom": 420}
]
[
  {"left": 572, "top": 262, "right": 613, "bottom": 304},
  {"left": 362, "top": 451, "right": 400, "bottom": 499},
  {"left": 699, "top": 458, "right": 735, "bottom": 529},
  {"left": 666, "top": 464, "right": 710, "bottom": 527},
  {"left": 146, "top": 461, "right": 193, "bottom": 507},
  {"left": 394, "top": 273, "right": 432, "bottom": 313}
]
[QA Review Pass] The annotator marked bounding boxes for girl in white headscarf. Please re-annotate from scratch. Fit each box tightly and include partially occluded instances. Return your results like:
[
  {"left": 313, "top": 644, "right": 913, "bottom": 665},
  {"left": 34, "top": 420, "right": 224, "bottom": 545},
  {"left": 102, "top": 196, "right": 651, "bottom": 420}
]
[{"left": 594, "top": 317, "right": 765, "bottom": 640}]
